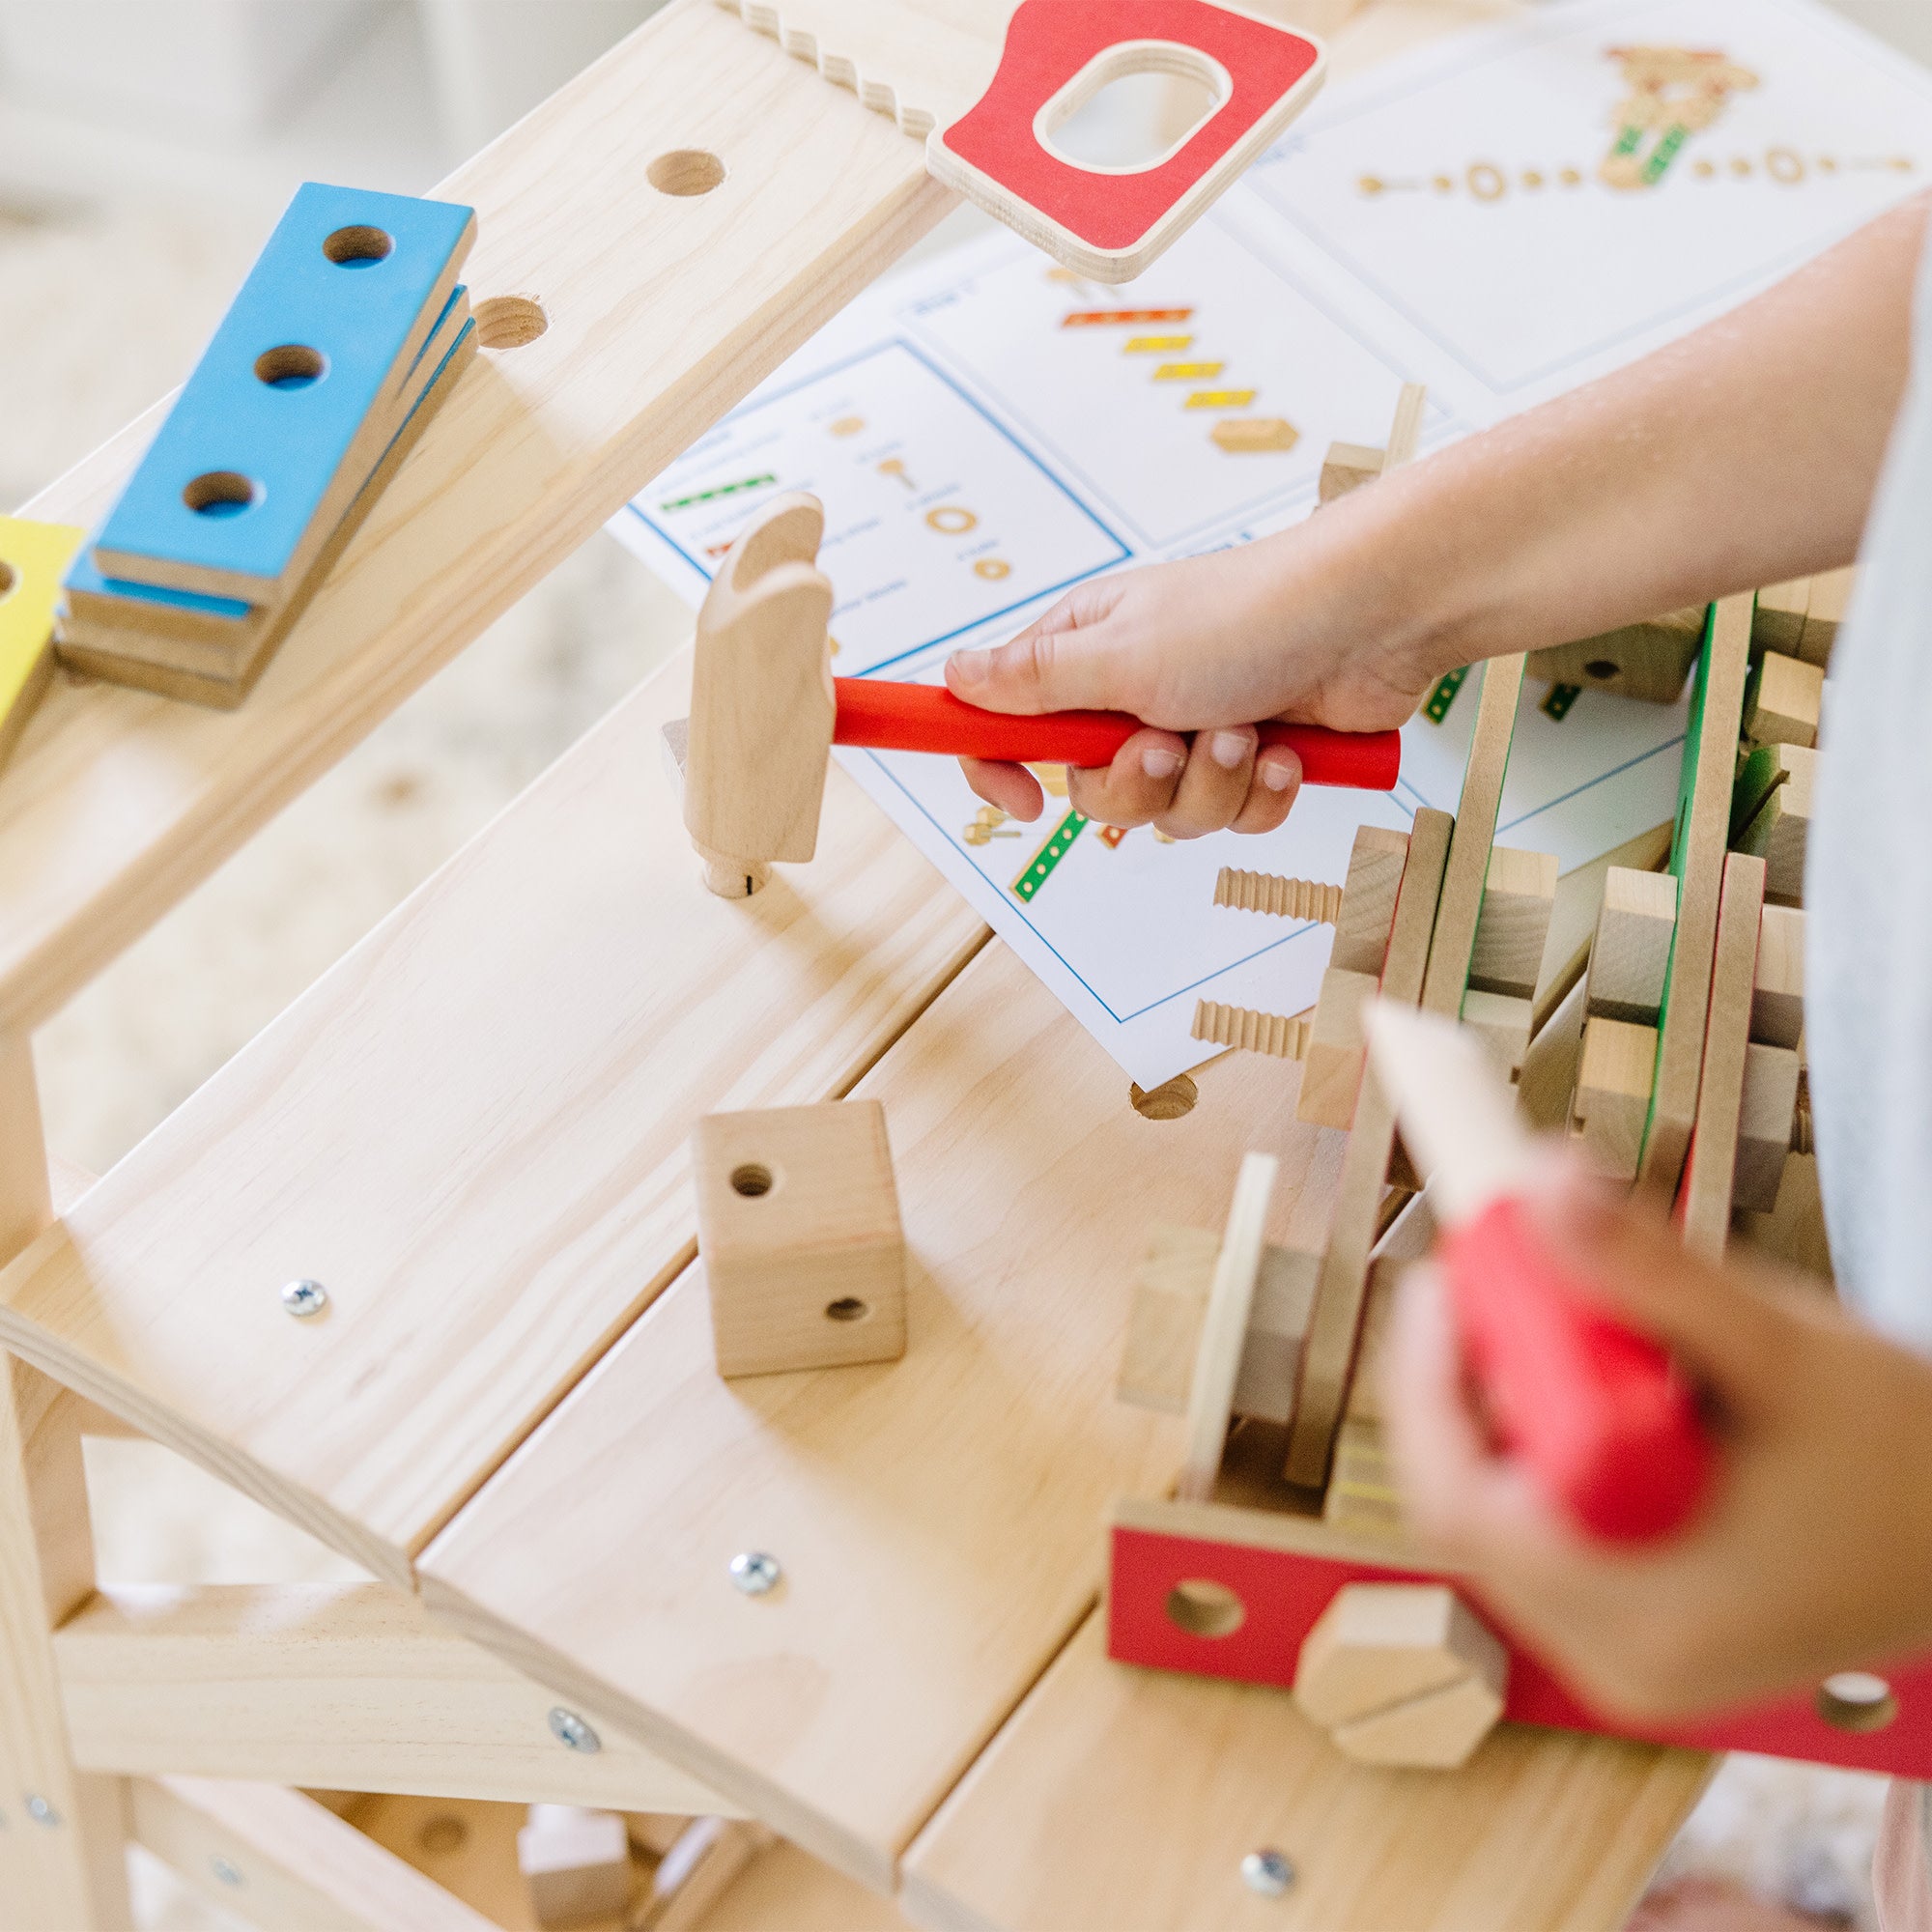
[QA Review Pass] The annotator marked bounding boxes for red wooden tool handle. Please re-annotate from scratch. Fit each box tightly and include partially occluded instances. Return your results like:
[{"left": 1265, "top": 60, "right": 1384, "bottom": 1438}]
[
  {"left": 1439, "top": 1195, "right": 1713, "bottom": 1544},
  {"left": 832, "top": 680, "right": 1401, "bottom": 792}
]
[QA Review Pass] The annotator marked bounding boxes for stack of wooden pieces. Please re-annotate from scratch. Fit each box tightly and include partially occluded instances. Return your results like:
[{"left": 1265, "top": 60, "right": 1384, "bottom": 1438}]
[{"left": 56, "top": 182, "right": 477, "bottom": 707}]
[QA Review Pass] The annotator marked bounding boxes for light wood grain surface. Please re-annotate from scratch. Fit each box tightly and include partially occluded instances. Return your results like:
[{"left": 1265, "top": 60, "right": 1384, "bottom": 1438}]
[
  {"left": 0, "top": 649, "right": 986, "bottom": 1585},
  {"left": 419, "top": 943, "right": 1349, "bottom": 1889},
  {"left": 899, "top": 1611, "right": 1712, "bottom": 1932},
  {"left": 0, "top": 0, "right": 951, "bottom": 1037},
  {"left": 56, "top": 1581, "right": 738, "bottom": 1816}
]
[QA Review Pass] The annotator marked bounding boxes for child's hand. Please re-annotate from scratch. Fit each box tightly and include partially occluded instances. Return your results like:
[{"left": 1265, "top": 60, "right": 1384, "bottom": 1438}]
[
  {"left": 1383, "top": 1160, "right": 1932, "bottom": 1721},
  {"left": 944, "top": 536, "right": 1435, "bottom": 837}
]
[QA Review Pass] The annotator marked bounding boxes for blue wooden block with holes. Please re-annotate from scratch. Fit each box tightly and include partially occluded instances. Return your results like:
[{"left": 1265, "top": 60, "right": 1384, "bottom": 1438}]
[
  {"left": 66, "top": 283, "right": 473, "bottom": 640},
  {"left": 93, "top": 182, "right": 475, "bottom": 603}
]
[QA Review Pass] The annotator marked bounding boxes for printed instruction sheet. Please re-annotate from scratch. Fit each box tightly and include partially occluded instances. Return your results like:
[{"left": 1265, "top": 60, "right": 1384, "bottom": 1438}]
[{"left": 615, "top": 0, "right": 1930, "bottom": 1087}]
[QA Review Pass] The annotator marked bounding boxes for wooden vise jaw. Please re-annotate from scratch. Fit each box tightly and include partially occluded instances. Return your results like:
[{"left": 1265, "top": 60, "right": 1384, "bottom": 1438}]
[{"left": 666, "top": 492, "right": 837, "bottom": 897}]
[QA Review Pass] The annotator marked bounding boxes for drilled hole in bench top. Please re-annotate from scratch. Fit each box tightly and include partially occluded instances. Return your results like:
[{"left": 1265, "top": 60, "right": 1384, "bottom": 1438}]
[
  {"left": 650, "top": 149, "right": 725, "bottom": 197},
  {"left": 824, "top": 1297, "right": 870, "bottom": 1323},
  {"left": 324, "top": 223, "right": 394, "bottom": 267},
  {"left": 255, "top": 344, "right": 327, "bottom": 389},
  {"left": 730, "top": 1163, "right": 774, "bottom": 1198},
  {"left": 1817, "top": 1671, "right": 1898, "bottom": 1732},
  {"left": 1131, "top": 1074, "right": 1198, "bottom": 1121},
  {"left": 183, "top": 470, "right": 262, "bottom": 519},
  {"left": 474, "top": 295, "right": 549, "bottom": 350},
  {"left": 1165, "top": 1578, "right": 1246, "bottom": 1638}
]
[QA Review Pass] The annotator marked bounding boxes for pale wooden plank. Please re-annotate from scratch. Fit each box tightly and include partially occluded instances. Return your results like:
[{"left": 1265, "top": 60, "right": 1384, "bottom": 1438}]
[
  {"left": 0, "top": 649, "right": 986, "bottom": 1587},
  {"left": 1679, "top": 854, "right": 1767, "bottom": 1261},
  {"left": 56, "top": 1581, "right": 738, "bottom": 1815},
  {"left": 130, "top": 1777, "right": 497, "bottom": 1932},
  {"left": 898, "top": 1611, "right": 1710, "bottom": 1932},
  {"left": 417, "top": 944, "right": 1347, "bottom": 1890},
  {"left": 1639, "top": 596, "right": 1754, "bottom": 1192},
  {"left": 0, "top": 1027, "right": 51, "bottom": 1261},
  {"left": 0, "top": 0, "right": 950, "bottom": 1036},
  {"left": 1283, "top": 809, "right": 1453, "bottom": 1488},
  {"left": 696, "top": 1840, "right": 911, "bottom": 1930}
]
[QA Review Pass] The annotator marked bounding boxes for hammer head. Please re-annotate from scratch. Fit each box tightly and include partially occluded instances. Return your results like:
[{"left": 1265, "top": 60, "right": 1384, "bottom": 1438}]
[{"left": 675, "top": 493, "right": 837, "bottom": 897}]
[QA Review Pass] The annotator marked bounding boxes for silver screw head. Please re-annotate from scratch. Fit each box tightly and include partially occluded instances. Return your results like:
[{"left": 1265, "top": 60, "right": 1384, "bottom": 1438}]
[
  {"left": 548, "top": 1706, "right": 601, "bottom": 1754},
  {"left": 1240, "top": 1849, "right": 1294, "bottom": 1897},
  {"left": 281, "top": 1278, "right": 327, "bottom": 1318},
  {"left": 729, "top": 1549, "right": 781, "bottom": 1596},
  {"left": 24, "top": 1795, "right": 58, "bottom": 1828},
  {"left": 211, "top": 1857, "right": 243, "bottom": 1888}
]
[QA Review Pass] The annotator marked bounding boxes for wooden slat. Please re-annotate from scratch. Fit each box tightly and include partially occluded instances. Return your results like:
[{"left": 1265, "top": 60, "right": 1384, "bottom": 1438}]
[
  {"left": 1420, "top": 655, "right": 1526, "bottom": 1019},
  {"left": 130, "top": 1777, "right": 497, "bottom": 1932},
  {"left": 0, "top": 0, "right": 949, "bottom": 1037},
  {"left": 1282, "top": 808, "right": 1452, "bottom": 1489},
  {"left": 417, "top": 944, "right": 1349, "bottom": 1890},
  {"left": 696, "top": 1840, "right": 912, "bottom": 1930},
  {"left": 0, "top": 648, "right": 986, "bottom": 1587},
  {"left": 1679, "top": 854, "right": 1767, "bottom": 1261},
  {"left": 898, "top": 1610, "right": 1710, "bottom": 1932},
  {"left": 1638, "top": 596, "right": 1754, "bottom": 1192},
  {"left": 56, "top": 1581, "right": 739, "bottom": 1814}
]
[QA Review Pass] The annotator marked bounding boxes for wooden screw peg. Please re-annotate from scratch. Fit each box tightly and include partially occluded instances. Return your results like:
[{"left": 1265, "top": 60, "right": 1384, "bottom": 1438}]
[
  {"left": 1293, "top": 1582, "right": 1507, "bottom": 1769},
  {"left": 692, "top": 1099, "right": 906, "bottom": 1378},
  {"left": 1191, "top": 1000, "right": 1308, "bottom": 1060},
  {"left": 1213, "top": 867, "right": 1342, "bottom": 923}
]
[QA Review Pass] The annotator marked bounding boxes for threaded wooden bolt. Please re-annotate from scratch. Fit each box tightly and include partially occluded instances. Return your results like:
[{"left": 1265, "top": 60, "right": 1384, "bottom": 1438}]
[
  {"left": 1193, "top": 1000, "right": 1311, "bottom": 1060},
  {"left": 1215, "top": 867, "right": 1343, "bottom": 923}
]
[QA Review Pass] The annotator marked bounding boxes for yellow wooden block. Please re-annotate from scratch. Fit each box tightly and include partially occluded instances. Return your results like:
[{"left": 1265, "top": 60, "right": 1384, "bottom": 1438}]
[
  {"left": 1153, "top": 361, "right": 1224, "bottom": 381},
  {"left": 0, "top": 516, "right": 87, "bottom": 771},
  {"left": 1183, "top": 389, "right": 1257, "bottom": 409}
]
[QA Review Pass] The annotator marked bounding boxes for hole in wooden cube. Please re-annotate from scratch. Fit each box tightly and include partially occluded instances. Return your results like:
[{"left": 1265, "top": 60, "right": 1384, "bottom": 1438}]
[{"left": 694, "top": 1100, "right": 905, "bottom": 1378}]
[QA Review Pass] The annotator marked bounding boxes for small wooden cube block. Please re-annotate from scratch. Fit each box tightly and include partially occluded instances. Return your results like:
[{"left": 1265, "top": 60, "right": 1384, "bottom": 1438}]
[
  {"left": 1118, "top": 1223, "right": 1219, "bottom": 1414},
  {"left": 693, "top": 1099, "right": 905, "bottom": 1378},
  {"left": 1736, "top": 744, "right": 1815, "bottom": 906},
  {"left": 1329, "top": 824, "right": 1410, "bottom": 975},
  {"left": 1746, "top": 650, "right": 1823, "bottom": 750},
  {"left": 1296, "top": 965, "right": 1378, "bottom": 1129},
  {"left": 1752, "top": 904, "right": 1804, "bottom": 1048},
  {"left": 1460, "top": 989, "right": 1532, "bottom": 1082},
  {"left": 1229, "top": 1242, "right": 1320, "bottom": 1427},
  {"left": 519, "top": 1805, "right": 633, "bottom": 1927},
  {"left": 1318, "top": 440, "right": 1386, "bottom": 504},
  {"left": 1587, "top": 867, "right": 1677, "bottom": 1025},
  {"left": 1735, "top": 1042, "right": 1802, "bottom": 1213},
  {"left": 1466, "top": 845, "right": 1557, "bottom": 1000},
  {"left": 1525, "top": 608, "right": 1705, "bottom": 705},
  {"left": 1572, "top": 1015, "right": 1658, "bottom": 1182},
  {"left": 1293, "top": 1582, "right": 1507, "bottom": 1769},
  {"left": 1799, "top": 566, "right": 1853, "bottom": 668},
  {"left": 1752, "top": 577, "right": 1811, "bottom": 659}
]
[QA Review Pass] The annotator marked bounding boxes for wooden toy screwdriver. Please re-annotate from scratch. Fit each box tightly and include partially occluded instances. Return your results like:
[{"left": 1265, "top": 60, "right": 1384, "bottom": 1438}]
[
  {"left": 1365, "top": 1001, "right": 1713, "bottom": 1544},
  {"left": 831, "top": 679, "right": 1403, "bottom": 791}
]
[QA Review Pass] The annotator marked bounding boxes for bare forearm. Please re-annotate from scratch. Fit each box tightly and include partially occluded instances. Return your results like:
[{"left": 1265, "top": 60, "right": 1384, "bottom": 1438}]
[{"left": 1293, "top": 191, "right": 1927, "bottom": 682}]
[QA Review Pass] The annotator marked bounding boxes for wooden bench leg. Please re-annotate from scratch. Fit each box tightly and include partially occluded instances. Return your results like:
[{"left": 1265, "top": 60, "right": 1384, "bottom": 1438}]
[{"left": 0, "top": 1027, "right": 134, "bottom": 1930}]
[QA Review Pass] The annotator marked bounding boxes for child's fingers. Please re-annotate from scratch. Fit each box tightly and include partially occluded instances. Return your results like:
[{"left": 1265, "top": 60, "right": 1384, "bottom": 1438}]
[
  {"left": 958, "top": 757, "right": 1045, "bottom": 822},
  {"left": 947, "top": 585, "right": 1137, "bottom": 717},
  {"left": 1065, "top": 729, "right": 1188, "bottom": 827},
  {"left": 1157, "top": 725, "right": 1257, "bottom": 838},
  {"left": 1230, "top": 747, "right": 1302, "bottom": 835}
]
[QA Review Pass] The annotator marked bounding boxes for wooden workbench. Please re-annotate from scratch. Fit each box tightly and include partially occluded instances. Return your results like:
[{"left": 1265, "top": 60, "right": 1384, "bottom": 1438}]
[{"left": 0, "top": 0, "right": 1711, "bottom": 1923}]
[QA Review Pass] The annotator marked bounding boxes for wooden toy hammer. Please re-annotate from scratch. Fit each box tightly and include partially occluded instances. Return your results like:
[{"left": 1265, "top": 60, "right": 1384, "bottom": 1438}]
[{"left": 665, "top": 493, "right": 1403, "bottom": 897}]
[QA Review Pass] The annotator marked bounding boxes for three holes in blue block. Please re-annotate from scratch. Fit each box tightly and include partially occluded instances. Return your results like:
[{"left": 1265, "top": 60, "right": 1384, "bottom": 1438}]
[
  {"left": 183, "top": 471, "right": 264, "bottom": 520},
  {"left": 254, "top": 344, "right": 328, "bottom": 390},
  {"left": 323, "top": 224, "right": 394, "bottom": 269}
]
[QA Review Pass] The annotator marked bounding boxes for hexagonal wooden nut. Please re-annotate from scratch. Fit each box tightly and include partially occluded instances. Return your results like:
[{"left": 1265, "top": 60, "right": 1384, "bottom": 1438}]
[{"left": 1293, "top": 1582, "right": 1507, "bottom": 1770}]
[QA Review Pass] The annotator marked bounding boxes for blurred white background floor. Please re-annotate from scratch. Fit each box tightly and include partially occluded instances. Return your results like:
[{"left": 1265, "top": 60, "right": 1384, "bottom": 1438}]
[{"left": 0, "top": 3, "right": 1919, "bottom": 1925}]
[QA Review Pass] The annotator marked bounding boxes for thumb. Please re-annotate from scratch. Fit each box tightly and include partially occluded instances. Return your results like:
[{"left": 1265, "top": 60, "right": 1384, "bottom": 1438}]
[
  {"left": 1518, "top": 1155, "right": 1793, "bottom": 1425},
  {"left": 945, "top": 580, "right": 1134, "bottom": 716}
]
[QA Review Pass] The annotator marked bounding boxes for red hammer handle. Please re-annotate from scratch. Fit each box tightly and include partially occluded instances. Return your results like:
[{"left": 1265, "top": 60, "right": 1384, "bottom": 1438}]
[
  {"left": 832, "top": 679, "right": 1401, "bottom": 791},
  {"left": 1438, "top": 1196, "right": 1713, "bottom": 1544}
]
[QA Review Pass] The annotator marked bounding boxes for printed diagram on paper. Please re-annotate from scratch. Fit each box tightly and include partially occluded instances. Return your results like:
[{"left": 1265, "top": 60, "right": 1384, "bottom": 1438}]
[{"left": 615, "top": 0, "right": 1928, "bottom": 1087}]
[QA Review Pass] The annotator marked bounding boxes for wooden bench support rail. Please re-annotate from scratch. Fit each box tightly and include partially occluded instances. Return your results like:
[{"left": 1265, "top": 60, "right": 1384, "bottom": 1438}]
[
  {"left": 0, "top": 0, "right": 949, "bottom": 1037},
  {"left": 130, "top": 1776, "right": 499, "bottom": 1932},
  {"left": 55, "top": 1580, "right": 741, "bottom": 1817}
]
